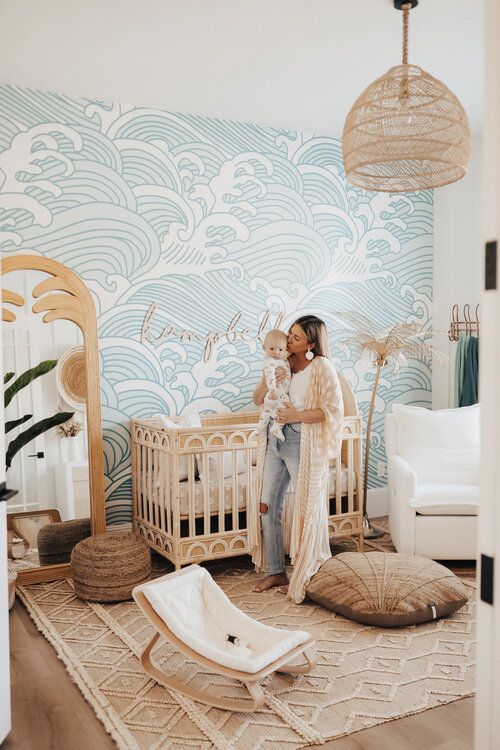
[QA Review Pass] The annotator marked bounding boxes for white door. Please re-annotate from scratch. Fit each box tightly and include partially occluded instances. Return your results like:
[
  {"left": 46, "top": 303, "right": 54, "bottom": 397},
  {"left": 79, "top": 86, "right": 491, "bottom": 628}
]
[
  {"left": 3, "top": 324, "right": 47, "bottom": 513},
  {"left": 475, "top": 0, "right": 500, "bottom": 746}
]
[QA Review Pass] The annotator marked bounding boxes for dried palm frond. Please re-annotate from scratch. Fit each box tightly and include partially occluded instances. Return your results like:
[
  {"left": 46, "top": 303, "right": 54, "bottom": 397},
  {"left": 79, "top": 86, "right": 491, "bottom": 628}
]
[
  {"left": 333, "top": 311, "right": 448, "bottom": 539},
  {"left": 336, "top": 312, "right": 448, "bottom": 370}
]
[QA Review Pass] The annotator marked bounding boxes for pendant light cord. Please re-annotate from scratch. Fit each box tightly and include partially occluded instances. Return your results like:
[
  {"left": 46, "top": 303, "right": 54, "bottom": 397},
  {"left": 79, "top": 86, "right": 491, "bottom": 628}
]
[
  {"left": 402, "top": 3, "right": 411, "bottom": 65},
  {"left": 401, "top": 3, "right": 412, "bottom": 100}
]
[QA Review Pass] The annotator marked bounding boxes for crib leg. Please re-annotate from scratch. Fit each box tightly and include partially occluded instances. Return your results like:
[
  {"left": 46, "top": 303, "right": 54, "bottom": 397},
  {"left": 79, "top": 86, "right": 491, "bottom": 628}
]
[
  {"left": 140, "top": 632, "right": 266, "bottom": 712},
  {"left": 277, "top": 646, "right": 317, "bottom": 675},
  {"left": 357, "top": 532, "right": 364, "bottom": 552}
]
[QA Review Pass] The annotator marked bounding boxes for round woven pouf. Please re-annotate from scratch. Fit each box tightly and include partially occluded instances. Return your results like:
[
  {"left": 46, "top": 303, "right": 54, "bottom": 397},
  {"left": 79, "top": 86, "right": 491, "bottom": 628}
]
[{"left": 71, "top": 532, "right": 151, "bottom": 602}]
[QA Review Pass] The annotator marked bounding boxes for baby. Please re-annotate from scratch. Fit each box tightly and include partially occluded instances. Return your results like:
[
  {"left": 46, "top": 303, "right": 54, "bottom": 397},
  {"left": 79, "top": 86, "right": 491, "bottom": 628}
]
[{"left": 257, "top": 329, "right": 291, "bottom": 441}]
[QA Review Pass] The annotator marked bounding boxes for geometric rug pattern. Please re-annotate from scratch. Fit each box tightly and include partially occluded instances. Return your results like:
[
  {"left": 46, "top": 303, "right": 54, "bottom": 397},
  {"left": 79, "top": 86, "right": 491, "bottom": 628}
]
[{"left": 18, "top": 551, "right": 476, "bottom": 750}]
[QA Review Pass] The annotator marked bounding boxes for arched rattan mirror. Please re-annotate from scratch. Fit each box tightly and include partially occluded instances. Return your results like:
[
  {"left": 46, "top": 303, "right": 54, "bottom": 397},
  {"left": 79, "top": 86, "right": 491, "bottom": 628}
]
[{"left": 2, "top": 254, "right": 105, "bottom": 583}]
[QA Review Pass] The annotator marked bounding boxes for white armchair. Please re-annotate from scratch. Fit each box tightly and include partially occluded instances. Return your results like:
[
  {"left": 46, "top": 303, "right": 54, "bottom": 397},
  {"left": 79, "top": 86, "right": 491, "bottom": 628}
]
[{"left": 386, "top": 403, "right": 479, "bottom": 560}]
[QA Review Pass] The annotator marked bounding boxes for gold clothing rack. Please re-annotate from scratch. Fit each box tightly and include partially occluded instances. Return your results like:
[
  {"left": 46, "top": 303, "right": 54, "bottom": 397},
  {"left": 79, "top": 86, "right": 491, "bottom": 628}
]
[{"left": 448, "top": 303, "right": 480, "bottom": 341}]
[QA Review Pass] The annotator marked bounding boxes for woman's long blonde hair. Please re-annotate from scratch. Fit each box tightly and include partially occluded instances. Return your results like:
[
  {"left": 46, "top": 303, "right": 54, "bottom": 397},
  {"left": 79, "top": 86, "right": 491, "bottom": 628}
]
[{"left": 293, "top": 315, "right": 331, "bottom": 360}]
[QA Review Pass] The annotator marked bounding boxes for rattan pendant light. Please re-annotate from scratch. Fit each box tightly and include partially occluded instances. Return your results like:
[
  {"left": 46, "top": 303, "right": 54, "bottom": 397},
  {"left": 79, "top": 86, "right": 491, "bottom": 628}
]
[{"left": 342, "top": 0, "right": 471, "bottom": 192}]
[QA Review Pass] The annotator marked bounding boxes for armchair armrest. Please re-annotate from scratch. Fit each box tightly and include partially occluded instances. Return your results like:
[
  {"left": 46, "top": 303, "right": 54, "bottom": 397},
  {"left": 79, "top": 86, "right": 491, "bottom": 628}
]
[
  {"left": 389, "top": 454, "right": 417, "bottom": 502},
  {"left": 388, "top": 454, "right": 418, "bottom": 555}
]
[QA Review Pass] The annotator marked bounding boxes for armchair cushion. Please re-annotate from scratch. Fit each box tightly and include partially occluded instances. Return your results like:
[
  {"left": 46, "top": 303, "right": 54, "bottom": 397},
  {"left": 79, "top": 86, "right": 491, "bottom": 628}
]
[
  {"left": 410, "top": 484, "right": 479, "bottom": 515},
  {"left": 392, "top": 403, "right": 479, "bottom": 485}
]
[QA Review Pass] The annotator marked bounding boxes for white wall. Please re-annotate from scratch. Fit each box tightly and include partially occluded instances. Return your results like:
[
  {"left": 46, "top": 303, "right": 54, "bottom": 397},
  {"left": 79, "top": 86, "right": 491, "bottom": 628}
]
[
  {"left": 432, "top": 138, "right": 483, "bottom": 410},
  {"left": 0, "top": 0, "right": 484, "bottom": 138},
  {"left": 0, "top": 0, "right": 483, "bottom": 522}
]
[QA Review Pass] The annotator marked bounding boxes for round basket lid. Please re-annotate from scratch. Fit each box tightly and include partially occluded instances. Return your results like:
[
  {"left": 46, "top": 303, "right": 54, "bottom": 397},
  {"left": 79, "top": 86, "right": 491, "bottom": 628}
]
[{"left": 56, "top": 346, "right": 87, "bottom": 410}]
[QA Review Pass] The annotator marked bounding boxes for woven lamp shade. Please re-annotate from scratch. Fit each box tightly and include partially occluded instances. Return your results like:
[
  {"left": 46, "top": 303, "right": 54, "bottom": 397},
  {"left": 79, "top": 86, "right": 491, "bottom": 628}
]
[{"left": 343, "top": 64, "right": 471, "bottom": 192}]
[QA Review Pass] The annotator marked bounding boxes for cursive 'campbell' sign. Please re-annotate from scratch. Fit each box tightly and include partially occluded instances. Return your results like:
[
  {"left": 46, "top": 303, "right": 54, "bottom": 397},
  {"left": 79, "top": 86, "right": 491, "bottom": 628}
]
[{"left": 141, "top": 302, "right": 285, "bottom": 362}]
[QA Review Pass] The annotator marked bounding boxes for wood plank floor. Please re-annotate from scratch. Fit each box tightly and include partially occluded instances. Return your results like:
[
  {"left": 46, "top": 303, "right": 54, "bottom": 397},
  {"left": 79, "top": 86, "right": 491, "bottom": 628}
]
[{"left": 5, "top": 597, "right": 474, "bottom": 750}]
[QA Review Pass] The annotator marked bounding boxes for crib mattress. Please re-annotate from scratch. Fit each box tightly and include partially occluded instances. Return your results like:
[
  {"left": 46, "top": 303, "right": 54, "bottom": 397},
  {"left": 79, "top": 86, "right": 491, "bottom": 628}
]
[{"left": 147, "top": 464, "right": 356, "bottom": 519}]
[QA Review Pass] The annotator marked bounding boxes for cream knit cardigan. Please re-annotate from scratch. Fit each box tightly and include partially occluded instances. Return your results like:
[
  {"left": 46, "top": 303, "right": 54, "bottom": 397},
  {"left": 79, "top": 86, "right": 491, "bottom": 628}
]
[{"left": 249, "top": 356, "right": 344, "bottom": 603}]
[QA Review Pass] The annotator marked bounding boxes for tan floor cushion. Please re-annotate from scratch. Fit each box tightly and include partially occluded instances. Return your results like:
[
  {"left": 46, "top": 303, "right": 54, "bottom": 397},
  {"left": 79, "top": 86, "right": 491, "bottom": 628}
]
[{"left": 306, "top": 551, "right": 468, "bottom": 627}]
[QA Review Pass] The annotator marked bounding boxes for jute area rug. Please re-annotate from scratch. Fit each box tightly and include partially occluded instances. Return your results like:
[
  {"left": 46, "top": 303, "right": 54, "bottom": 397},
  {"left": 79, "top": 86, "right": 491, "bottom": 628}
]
[{"left": 17, "top": 531, "right": 475, "bottom": 750}]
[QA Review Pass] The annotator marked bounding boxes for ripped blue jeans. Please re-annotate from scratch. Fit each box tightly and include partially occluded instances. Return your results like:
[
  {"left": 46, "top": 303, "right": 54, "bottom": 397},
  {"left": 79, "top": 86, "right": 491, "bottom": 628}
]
[{"left": 259, "top": 423, "right": 301, "bottom": 574}]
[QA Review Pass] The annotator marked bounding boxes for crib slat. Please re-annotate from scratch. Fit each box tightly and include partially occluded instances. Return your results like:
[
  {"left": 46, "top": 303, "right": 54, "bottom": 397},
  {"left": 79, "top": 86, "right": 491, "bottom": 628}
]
[
  {"left": 165, "top": 447, "right": 172, "bottom": 536},
  {"left": 347, "top": 437, "right": 354, "bottom": 513},
  {"left": 147, "top": 444, "right": 154, "bottom": 527},
  {"left": 157, "top": 447, "right": 165, "bottom": 534},
  {"left": 335, "top": 440, "right": 342, "bottom": 516},
  {"left": 172, "top": 436, "right": 181, "bottom": 546},
  {"left": 154, "top": 444, "right": 161, "bottom": 529},
  {"left": 132, "top": 443, "right": 142, "bottom": 519},
  {"left": 131, "top": 429, "right": 138, "bottom": 528},
  {"left": 218, "top": 452, "right": 225, "bottom": 534},
  {"left": 188, "top": 453, "right": 196, "bottom": 538},
  {"left": 201, "top": 451, "right": 210, "bottom": 537},
  {"left": 231, "top": 449, "right": 238, "bottom": 534},
  {"left": 141, "top": 444, "right": 147, "bottom": 523}
]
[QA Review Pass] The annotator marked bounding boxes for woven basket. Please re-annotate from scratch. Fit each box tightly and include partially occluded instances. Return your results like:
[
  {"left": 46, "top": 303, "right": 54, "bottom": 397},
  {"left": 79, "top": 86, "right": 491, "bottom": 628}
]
[
  {"left": 38, "top": 517, "right": 91, "bottom": 565},
  {"left": 71, "top": 532, "right": 152, "bottom": 602},
  {"left": 8, "top": 569, "right": 17, "bottom": 610},
  {"left": 56, "top": 345, "right": 87, "bottom": 410}
]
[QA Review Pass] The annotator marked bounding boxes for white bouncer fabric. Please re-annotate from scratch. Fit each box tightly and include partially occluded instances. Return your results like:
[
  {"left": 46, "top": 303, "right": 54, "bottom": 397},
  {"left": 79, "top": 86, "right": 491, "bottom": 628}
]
[{"left": 141, "top": 565, "right": 309, "bottom": 674}]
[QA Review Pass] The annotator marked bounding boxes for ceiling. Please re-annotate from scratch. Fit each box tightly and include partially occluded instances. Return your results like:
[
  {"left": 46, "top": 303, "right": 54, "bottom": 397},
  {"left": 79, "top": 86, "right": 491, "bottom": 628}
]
[{"left": 0, "top": 0, "right": 484, "bottom": 137}]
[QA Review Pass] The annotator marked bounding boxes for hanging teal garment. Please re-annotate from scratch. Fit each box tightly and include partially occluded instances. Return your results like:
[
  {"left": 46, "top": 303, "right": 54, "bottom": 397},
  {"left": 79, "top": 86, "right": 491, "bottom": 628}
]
[
  {"left": 454, "top": 334, "right": 469, "bottom": 407},
  {"left": 460, "top": 336, "right": 479, "bottom": 406}
]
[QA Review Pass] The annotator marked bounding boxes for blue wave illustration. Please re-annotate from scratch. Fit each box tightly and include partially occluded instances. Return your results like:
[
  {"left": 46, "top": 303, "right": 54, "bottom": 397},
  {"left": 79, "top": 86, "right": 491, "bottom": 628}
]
[{"left": 0, "top": 84, "right": 433, "bottom": 523}]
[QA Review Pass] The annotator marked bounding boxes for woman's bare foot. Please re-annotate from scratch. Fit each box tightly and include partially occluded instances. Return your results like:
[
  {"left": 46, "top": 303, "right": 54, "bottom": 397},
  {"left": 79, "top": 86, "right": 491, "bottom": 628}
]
[
  {"left": 252, "top": 573, "right": 288, "bottom": 593},
  {"left": 277, "top": 584, "right": 289, "bottom": 595}
]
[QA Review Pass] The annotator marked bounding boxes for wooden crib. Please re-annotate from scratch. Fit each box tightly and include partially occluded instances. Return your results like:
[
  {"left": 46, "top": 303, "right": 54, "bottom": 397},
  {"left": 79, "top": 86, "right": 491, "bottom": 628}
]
[{"left": 131, "top": 374, "right": 363, "bottom": 569}]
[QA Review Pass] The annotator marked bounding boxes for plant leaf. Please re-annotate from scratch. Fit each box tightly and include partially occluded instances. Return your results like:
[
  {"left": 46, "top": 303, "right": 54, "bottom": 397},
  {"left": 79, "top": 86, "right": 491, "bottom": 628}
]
[
  {"left": 4, "top": 372, "right": 15, "bottom": 385},
  {"left": 4, "top": 360, "right": 58, "bottom": 408},
  {"left": 6, "top": 411, "right": 74, "bottom": 469},
  {"left": 5, "top": 414, "right": 33, "bottom": 434}
]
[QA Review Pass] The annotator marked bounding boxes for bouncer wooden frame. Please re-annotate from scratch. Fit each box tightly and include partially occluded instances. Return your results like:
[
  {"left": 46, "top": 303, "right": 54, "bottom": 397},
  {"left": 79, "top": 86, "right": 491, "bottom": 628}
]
[{"left": 133, "top": 567, "right": 316, "bottom": 712}]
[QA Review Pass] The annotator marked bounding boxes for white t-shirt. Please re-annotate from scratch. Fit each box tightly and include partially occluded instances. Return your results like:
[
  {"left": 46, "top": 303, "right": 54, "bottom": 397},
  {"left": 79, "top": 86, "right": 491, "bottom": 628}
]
[{"left": 289, "top": 364, "right": 313, "bottom": 411}]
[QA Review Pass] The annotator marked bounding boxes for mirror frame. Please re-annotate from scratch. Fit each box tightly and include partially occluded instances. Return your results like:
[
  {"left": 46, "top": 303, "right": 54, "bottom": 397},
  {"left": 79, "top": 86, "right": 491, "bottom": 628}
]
[{"left": 2, "top": 254, "right": 106, "bottom": 583}]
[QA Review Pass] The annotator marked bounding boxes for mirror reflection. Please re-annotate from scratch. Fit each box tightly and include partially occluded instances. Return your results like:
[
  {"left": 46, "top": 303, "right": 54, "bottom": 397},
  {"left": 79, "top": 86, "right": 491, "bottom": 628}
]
[{"left": 4, "top": 269, "right": 91, "bottom": 572}]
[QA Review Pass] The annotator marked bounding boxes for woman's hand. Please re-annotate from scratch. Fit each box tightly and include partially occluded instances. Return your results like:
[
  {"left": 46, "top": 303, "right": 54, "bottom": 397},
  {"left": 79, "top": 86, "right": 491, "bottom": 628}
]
[
  {"left": 276, "top": 367, "right": 288, "bottom": 384},
  {"left": 275, "top": 404, "right": 300, "bottom": 424}
]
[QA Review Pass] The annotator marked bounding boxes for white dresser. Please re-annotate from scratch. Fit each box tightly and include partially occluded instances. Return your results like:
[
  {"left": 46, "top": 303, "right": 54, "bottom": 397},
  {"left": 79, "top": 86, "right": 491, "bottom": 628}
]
[{"left": 53, "top": 461, "right": 90, "bottom": 520}]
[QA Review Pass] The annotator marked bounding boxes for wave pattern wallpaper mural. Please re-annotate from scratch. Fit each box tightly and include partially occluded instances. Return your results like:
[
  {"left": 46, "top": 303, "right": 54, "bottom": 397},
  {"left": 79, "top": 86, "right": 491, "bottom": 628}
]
[{"left": 0, "top": 85, "right": 432, "bottom": 525}]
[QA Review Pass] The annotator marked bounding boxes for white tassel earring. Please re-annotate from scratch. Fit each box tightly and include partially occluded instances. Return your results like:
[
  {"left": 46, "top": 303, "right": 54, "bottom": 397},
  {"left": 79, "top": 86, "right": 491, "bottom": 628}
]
[{"left": 305, "top": 348, "right": 315, "bottom": 360}]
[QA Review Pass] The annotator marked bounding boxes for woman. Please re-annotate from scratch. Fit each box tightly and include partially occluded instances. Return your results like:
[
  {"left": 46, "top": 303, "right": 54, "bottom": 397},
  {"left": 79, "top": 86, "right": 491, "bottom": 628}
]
[{"left": 249, "top": 315, "right": 344, "bottom": 603}]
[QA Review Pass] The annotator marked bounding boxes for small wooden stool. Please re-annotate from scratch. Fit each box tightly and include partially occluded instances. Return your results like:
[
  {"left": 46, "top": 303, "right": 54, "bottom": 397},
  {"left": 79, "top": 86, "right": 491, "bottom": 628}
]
[{"left": 71, "top": 532, "right": 151, "bottom": 602}]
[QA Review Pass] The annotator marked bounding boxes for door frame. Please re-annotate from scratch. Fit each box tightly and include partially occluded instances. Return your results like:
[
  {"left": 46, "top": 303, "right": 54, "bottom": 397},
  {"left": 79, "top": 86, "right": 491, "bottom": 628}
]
[{"left": 475, "top": 0, "right": 500, "bottom": 746}]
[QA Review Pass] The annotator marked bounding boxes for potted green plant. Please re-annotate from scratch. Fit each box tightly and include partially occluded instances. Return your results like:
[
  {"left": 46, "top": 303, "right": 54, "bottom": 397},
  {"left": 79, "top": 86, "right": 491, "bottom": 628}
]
[{"left": 4, "top": 359, "right": 74, "bottom": 470}]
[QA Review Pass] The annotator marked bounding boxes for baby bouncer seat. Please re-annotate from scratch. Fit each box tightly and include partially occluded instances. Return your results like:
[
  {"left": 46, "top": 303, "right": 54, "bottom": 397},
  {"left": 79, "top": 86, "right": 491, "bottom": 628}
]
[{"left": 132, "top": 565, "right": 316, "bottom": 712}]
